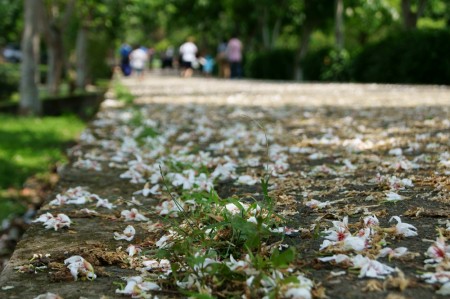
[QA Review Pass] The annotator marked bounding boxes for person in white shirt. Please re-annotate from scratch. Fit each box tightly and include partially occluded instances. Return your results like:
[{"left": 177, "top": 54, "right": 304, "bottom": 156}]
[
  {"left": 179, "top": 37, "right": 198, "bottom": 77},
  {"left": 129, "top": 45, "right": 148, "bottom": 80}
]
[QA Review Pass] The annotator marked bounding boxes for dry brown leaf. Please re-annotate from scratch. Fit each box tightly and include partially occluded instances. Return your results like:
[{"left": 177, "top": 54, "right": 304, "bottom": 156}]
[
  {"left": 385, "top": 294, "right": 406, "bottom": 299},
  {"left": 362, "top": 279, "right": 383, "bottom": 292},
  {"left": 311, "top": 283, "right": 327, "bottom": 299},
  {"left": 383, "top": 268, "right": 410, "bottom": 291}
]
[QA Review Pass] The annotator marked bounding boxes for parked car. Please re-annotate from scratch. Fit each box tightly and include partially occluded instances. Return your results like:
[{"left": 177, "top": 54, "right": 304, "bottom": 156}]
[{"left": 2, "top": 44, "right": 21, "bottom": 63}]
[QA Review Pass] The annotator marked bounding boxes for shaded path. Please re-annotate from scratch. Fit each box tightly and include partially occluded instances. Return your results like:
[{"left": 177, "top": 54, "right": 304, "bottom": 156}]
[{"left": 1, "top": 74, "right": 449, "bottom": 298}]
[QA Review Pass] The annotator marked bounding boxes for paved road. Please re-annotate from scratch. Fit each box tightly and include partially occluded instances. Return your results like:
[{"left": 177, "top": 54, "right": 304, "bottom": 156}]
[
  {"left": 1, "top": 74, "right": 449, "bottom": 298},
  {"left": 122, "top": 73, "right": 450, "bottom": 107}
]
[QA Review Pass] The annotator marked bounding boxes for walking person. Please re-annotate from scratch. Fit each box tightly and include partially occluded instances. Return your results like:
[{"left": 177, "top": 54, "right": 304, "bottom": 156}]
[
  {"left": 216, "top": 39, "right": 230, "bottom": 78},
  {"left": 162, "top": 46, "right": 175, "bottom": 69},
  {"left": 227, "top": 35, "right": 243, "bottom": 79},
  {"left": 179, "top": 37, "right": 198, "bottom": 78},
  {"left": 129, "top": 45, "right": 148, "bottom": 81},
  {"left": 119, "top": 43, "right": 132, "bottom": 76}
]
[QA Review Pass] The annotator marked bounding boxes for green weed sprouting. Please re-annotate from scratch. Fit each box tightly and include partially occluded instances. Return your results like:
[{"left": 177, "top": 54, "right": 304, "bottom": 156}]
[
  {"left": 145, "top": 120, "right": 302, "bottom": 298},
  {"left": 113, "top": 81, "right": 135, "bottom": 104}
]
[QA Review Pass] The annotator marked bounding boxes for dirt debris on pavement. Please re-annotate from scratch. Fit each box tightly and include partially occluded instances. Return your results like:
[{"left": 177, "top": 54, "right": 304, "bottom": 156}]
[{"left": 0, "top": 75, "right": 449, "bottom": 299}]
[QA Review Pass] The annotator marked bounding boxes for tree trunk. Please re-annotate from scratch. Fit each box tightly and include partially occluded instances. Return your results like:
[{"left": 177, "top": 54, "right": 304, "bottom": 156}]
[
  {"left": 76, "top": 26, "right": 88, "bottom": 90},
  {"left": 19, "top": 0, "right": 41, "bottom": 115},
  {"left": 271, "top": 18, "right": 281, "bottom": 49},
  {"left": 261, "top": 10, "right": 281, "bottom": 50},
  {"left": 42, "top": 0, "right": 76, "bottom": 96},
  {"left": 401, "top": 0, "right": 427, "bottom": 29},
  {"left": 261, "top": 8, "right": 270, "bottom": 50},
  {"left": 295, "top": 24, "right": 313, "bottom": 81},
  {"left": 45, "top": 25, "right": 64, "bottom": 96},
  {"left": 335, "top": 0, "right": 344, "bottom": 50},
  {"left": 32, "top": 31, "right": 40, "bottom": 85}
]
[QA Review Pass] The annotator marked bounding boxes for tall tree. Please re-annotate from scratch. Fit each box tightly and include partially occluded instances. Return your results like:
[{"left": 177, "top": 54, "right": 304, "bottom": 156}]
[
  {"left": 0, "top": 0, "right": 23, "bottom": 45},
  {"left": 73, "top": 0, "right": 129, "bottom": 90},
  {"left": 295, "top": 0, "right": 334, "bottom": 81},
  {"left": 335, "top": 0, "right": 345, "bottom": 50},
  {"left": 19, "top": 0, "right": 40, "bottom": 115},
  {"left": 401, "top": 0, "right": 427, "bottom": 29},
  {"left": 41, "top": 0, "right": 76, "bottom": 96}
]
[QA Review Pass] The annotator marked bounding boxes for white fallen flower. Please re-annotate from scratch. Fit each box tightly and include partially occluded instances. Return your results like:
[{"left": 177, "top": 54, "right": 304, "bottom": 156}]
[
  {"left": 48, "top": 194, "right": 68, "bottom": 206},
  {"left": 95, "top": 197, "right": 116, "bottom": 209},
  {"left": 126, "top": 244, "right": 141, "bottom": 257},
  {"left": 318, "top": 254, "right": 351, "bottom": 264},
  {"left": 247, "top": 216, "right": 257, "bottom": 224},
  {"left": 343, "top": 235, "right": 367, "bottom": 251},
  {"left": 389, "top": 216, "right": 418, "bottom": 237},
  {"left": 246, "top": 275, "right": 255, "bottom": 287},
  {"left": 133, "top": 182, "right": 160, "bottom": 197},
  {"left": 352, "top": 255, "right": 395, "bottom": 279},
  {"left": 155, "top": 231, "right": 176, "bottom": 249},
  {"left": 388, "top": 148, "right": 403, "bottom": 156},
  {"left": 388, "top": 176, "right": 414, "bottom": 190},
  {"left": 114, "top": 225, "right": 136, "bottom": 241},
  {"left": 420, "top": 271, "right": 450, "bottom": 284},
  {"left": 73, "top": 158, "right": 102, "bottom": 171},
  {"left": 127, "top": 196, "right": 142, "bottom": 206},
  {"left": 211, "top": 162, "right": 237, "bottom": 181},
  {"left": 236, "top": 175, "right": 258, "bottom": 186},
  {"left": 308, "top": 152, "right": 326, "bottom": 160},
  {"left": 437, "top": 281, "right": 450, "bottom": 295},
  {"left": 115, "top": 276, "right": 160, "bottom": 296},
  {"left": 226, "top": 254, "right": 251, "bottom": 272},
  {"left": 246, "top": 157, "right": 260, "bottom": 167},
  {"left": 142, "top": 259, "right": 159, "bottom": 270},
  {"left": 79, "top": 208, "right": 98, "bottom": 215},
  {"left": 269, "top": 226, "right": 300, "bottom": 236},
  {"left": 169, "top": 169, "right": 196, "bottom": 190},
  {"left": 322, "top": 217, "right": 350, "bottom": 242},
  {"left": 283, "top": 285, "right": 312, "bottom": 299},
  {"left": 225, "top": 202, "right": 249, "bottom": 215},
  {"left": 142, "top": 258, "right": 171, "bottom": 273},
  {"left": 156, "top": 199, "right": 185, "bottom": 217},
  {"left": 378, "top": 247, "right": 409, "bottom": 259},
  {"left": 33, "top": 213, "right": 54, "bottom": 223},
  {"left": 33, "top": 293, "right": 62, "bottom": 299},
  {"left": 282, "top": 275, "right": 313, "bottom": 299},
  {"left": 385, "top": 191, "right": 404, "bottom": 201},
  {"left": 121, "top": 208, "right": 149, "bottom": 221},
  {"left": 305, "top": 199, "right": 331, "bottom": 209},
  {"left": 363, "top": 215, "right": 379, "bottom": 229},
  {"left": 33, "top": 213, "right": 71, "bottom": 231},
  {"left": 64, "top": 255, "right": 96, "bottom": 281},
  {"left": 424, "top": 237, "right": 449, "bottom": 264},
  {"left": 342, "top": 159, "right": 357, "bottom": 170}
]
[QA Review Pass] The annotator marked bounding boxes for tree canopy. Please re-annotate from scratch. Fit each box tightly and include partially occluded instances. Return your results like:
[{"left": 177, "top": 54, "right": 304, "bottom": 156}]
[{"left": 1, "top": 0, "right": 448, "bottom": 115}]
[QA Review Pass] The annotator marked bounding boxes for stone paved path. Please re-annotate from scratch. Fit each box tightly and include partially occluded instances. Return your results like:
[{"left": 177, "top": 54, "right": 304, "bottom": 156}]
[{"left": 0, "top": 74, "right": 449, "bottom": 299}]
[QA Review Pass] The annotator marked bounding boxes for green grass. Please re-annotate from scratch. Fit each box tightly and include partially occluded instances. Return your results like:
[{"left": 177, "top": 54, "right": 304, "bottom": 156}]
[{"left": 0, "top": 114, "right": 85, "bottom": 220}]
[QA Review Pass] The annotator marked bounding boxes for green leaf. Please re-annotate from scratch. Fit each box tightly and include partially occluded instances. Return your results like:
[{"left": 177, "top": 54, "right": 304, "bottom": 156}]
[
  {"left": 244, "top": 232, "right": 261, "bottom": 250},
  {"left": 270, "top": 247, "right": 295, "bottom": 268},
  {"left": 187, "top": 293, "right": 216, "bottom": 299}
]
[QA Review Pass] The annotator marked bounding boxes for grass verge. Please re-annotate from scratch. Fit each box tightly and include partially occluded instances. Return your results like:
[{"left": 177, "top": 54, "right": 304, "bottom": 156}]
[{"left": 0, "top": 114, "right": 85, "bottom": 221}]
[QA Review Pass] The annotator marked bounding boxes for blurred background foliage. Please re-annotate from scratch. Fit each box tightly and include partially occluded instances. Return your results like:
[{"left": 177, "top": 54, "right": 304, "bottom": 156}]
[{"left": 0, "top": 0, "right": 449, "bottom": 94}]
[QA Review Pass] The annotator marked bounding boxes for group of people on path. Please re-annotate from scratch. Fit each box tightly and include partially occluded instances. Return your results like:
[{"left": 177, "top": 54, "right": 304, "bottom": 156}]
[
  {"left": 119, "top": 35, "right": 243, "bottom": 80},
  {"left": 119, "top": 44, "right": 153, "bottom": 81},
  {"left": 178, "top": 35, "right": 243, "bottom": 78},
  {"left": 215, "top": 36, "right": 243, "bottom": 79}
]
